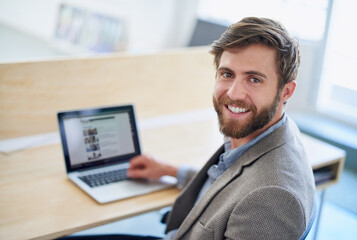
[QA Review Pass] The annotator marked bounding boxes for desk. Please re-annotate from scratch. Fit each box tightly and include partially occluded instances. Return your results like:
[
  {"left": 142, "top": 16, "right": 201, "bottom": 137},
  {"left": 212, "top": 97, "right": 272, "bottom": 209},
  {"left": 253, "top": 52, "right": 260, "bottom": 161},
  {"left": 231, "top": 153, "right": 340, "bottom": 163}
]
[{"left": 0, "top": 115, "right": 345, "bottom": 240}]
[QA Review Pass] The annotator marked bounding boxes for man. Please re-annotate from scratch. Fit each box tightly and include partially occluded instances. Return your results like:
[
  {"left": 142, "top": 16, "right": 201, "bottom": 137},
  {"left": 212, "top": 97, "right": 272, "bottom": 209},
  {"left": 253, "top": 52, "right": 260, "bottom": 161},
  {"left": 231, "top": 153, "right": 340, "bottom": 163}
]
[
  {"left": 128, "top": 17, "right": 315, "bottom": 239},
  {"left": 58, "top": 17, "right": 315, "bottom": 240}
]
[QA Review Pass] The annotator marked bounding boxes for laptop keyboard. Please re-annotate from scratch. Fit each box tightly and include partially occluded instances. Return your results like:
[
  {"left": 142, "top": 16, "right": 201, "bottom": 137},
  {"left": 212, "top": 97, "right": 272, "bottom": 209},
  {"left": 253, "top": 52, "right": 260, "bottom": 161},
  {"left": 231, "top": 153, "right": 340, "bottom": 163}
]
[{"left": 79, "top": 168, "right": 128, "bottom": 188}]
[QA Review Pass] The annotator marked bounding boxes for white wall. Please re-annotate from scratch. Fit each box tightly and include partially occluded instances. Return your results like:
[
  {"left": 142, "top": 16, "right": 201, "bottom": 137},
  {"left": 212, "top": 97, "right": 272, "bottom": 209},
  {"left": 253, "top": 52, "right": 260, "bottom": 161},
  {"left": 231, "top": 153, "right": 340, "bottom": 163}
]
[
  {"left": 0, "top": 0, "right": 199, "bottom": 54},
  {"left": 0, "top": 0, "right": 59, "bottom": 39},
  {"left": 288, "top": 42, "right": 321, "bottom": 113}
]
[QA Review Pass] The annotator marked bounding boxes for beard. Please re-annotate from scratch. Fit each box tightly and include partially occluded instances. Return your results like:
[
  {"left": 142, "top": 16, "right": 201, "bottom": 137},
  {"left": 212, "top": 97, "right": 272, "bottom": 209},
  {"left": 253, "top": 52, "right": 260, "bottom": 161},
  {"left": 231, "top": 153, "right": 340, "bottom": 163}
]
[{"left": 213, "top": 93, "right": 280, "bottom": 139}]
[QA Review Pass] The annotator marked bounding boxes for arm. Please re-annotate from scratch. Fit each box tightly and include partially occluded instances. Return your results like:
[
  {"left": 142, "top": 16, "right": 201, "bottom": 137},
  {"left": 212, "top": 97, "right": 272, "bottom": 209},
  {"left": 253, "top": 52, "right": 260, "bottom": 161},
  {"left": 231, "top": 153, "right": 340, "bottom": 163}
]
[
  {"left": 176, "top": 165, "right": 199, "bottom": 189},
  {"left": 225, "top": 186, "right": 306, "bottom": 240}
]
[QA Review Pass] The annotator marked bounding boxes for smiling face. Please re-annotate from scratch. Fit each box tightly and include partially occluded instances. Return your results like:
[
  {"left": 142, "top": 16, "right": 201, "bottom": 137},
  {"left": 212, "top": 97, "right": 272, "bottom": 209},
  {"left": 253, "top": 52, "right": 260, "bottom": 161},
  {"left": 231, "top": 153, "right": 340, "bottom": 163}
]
[{"left": 213, "top": 44, "right": 295, "bottom": 147}]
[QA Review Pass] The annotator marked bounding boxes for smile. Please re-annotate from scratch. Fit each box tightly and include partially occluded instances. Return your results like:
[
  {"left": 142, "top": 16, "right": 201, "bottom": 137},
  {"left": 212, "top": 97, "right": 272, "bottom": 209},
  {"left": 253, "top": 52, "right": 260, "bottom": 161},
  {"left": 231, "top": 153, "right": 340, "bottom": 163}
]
[{"left": 227, "top": 105, "right": 248, "bottom": 114}]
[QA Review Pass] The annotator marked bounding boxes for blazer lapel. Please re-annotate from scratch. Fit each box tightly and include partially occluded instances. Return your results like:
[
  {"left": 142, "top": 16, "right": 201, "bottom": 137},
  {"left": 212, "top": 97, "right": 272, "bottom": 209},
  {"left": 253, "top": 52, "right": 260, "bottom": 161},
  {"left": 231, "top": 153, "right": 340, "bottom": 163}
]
[
  {"left": 165, "top": 145, "right": 225, "bottom": 233},
  {"left": 173, "top": 120, "right": 290, "bottom": 239}
]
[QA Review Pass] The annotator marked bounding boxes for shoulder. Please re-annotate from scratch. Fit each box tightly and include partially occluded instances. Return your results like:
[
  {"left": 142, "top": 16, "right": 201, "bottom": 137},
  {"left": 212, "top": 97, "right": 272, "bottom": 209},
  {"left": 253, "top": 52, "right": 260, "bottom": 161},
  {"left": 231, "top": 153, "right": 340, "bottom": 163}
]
[{"left": 226, "top": 186, "right": 306, "bottom": 239}]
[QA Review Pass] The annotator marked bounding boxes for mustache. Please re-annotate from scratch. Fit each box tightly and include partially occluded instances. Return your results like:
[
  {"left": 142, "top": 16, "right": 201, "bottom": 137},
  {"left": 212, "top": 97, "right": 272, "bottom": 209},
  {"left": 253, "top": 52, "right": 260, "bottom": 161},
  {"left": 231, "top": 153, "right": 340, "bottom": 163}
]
[{"left": 216, "top": 95, "right": 254, "bottom": 110}]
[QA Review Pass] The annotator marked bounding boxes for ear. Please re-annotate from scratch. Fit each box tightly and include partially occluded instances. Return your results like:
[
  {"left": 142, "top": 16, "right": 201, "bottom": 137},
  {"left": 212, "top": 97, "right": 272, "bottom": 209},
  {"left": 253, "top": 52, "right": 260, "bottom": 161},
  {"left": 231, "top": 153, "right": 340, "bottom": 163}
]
[{"left": 280, "top": 80, "right": 296, "bottom": 103}]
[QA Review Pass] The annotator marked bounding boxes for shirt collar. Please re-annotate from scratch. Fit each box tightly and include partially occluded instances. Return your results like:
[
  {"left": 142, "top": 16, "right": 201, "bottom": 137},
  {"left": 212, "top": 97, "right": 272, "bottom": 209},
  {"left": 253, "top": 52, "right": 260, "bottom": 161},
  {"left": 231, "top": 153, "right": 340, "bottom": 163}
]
[{"left": 208, "top": 113, "right": 287, "bottom": 183}]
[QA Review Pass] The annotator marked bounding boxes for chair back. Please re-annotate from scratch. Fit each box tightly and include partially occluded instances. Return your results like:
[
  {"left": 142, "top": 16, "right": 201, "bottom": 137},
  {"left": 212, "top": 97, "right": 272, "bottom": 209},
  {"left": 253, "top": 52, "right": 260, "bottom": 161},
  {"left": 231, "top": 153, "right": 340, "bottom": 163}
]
[{"left": 299, "top": 199, "right": 317, "bottom": 240}]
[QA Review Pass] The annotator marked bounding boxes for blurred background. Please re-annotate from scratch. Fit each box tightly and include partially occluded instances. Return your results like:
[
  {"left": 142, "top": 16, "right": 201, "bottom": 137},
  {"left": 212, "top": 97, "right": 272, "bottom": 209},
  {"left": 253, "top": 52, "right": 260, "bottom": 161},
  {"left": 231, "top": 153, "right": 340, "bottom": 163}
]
[{"left": 0, "top": 0, "right": 356, "bottom": 239}]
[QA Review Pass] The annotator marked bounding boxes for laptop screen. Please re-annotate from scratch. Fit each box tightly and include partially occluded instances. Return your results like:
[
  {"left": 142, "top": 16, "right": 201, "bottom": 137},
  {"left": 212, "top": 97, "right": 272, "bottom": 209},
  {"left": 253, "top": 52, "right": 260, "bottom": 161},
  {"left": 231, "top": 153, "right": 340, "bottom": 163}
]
[{"left": 58, "top": 105, "right": 141, "bottom": 172}]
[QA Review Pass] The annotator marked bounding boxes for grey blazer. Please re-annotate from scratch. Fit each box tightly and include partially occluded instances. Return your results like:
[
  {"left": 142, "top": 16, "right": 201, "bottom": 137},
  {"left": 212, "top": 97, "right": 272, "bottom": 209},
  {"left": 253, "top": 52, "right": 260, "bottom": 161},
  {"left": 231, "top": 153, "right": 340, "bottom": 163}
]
[{"left": 165, "top": 117, "right": 316, "bottom": 240}]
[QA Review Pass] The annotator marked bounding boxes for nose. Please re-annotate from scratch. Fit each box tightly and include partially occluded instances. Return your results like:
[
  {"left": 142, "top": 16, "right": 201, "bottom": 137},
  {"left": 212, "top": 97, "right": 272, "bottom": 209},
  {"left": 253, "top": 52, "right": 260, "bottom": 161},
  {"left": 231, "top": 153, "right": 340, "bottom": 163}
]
[{"left": 226, "top": 79, "right": 247, "bottom": 101}]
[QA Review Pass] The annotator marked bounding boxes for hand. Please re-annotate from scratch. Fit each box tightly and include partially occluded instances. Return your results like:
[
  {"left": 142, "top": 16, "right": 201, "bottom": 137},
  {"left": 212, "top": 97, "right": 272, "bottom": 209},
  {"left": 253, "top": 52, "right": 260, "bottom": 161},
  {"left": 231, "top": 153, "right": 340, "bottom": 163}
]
[{"left": 127, "top": 154, "right": 178, "bottom": 180}]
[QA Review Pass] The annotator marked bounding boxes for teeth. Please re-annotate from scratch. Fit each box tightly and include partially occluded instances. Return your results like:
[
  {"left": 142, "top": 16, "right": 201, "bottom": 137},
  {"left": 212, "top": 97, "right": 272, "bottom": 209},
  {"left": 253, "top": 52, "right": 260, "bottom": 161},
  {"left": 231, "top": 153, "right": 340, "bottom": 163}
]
[{"left": 228, "top": 105, "right": 247, "bottom": 114}]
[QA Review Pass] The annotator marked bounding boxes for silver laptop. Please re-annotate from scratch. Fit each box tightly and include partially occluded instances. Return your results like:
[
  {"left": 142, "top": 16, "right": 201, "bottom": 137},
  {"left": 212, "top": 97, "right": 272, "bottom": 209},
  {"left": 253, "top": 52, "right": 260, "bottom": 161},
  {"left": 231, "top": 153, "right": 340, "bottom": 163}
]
[{"left": 57, "top": 105, "right": 176, "bottom": 204}]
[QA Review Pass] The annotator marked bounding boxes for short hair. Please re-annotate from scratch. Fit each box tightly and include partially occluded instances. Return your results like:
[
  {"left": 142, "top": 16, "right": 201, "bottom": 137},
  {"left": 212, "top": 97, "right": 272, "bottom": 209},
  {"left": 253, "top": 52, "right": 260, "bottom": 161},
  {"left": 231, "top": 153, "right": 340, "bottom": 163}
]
[{"left": 210, "top": 17, "right": 300, "bottom": 90}]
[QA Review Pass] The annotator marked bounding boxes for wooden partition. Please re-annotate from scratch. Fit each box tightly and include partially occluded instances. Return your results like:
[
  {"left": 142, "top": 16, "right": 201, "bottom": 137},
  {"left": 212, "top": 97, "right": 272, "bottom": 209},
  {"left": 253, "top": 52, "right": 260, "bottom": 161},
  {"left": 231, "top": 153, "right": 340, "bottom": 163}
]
[{"left": 0, "top": 47, "right": 215, "bottom": 140}]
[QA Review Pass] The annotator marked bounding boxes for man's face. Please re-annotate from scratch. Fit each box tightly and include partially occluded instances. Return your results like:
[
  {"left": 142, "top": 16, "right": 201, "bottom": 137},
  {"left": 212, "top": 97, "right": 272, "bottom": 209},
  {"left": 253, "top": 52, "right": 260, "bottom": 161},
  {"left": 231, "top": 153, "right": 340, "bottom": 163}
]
[{"left": 213, "top": 44, "right": 282, "bottom": 140}]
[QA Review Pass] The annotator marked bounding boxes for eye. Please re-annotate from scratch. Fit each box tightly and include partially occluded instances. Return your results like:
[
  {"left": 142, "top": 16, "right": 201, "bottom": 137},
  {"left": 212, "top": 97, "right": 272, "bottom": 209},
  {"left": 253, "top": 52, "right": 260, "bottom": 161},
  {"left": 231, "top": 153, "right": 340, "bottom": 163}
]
[
  {"left": 250, "top": 77, "right": 261, "bottom": 83},
  {"left": 222, "top": 72, "right": 233, "bottom": 78}
]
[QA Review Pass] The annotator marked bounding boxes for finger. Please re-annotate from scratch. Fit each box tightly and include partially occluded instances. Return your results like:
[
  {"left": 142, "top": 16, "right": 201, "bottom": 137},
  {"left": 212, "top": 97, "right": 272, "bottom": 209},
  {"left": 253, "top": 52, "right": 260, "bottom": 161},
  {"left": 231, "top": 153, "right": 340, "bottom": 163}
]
[
  {"left": 129, "top": 155, "right": 149, "bottom": 168},
  {"left": 127, "top": 168, "right": 149, "bottom": 179}
]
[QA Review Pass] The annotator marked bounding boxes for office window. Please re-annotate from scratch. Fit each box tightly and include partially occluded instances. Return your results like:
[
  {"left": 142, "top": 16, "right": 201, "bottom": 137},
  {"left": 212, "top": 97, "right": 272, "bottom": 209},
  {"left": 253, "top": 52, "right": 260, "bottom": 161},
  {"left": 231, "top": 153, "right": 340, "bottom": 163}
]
[
  {"left": 197, "top": 0, "right": 328, "bottom": 41},
  {"left": 317, "top": 0, "right": 357, "bottom": 125}
]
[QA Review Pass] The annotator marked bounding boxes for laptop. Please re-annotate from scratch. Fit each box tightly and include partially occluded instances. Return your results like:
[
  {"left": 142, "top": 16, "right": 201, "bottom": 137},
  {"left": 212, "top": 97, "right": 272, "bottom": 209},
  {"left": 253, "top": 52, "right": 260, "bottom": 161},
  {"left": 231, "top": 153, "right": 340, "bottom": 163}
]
[{"left": 57, "top": 104, "right": 176, "bottom": 204}]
